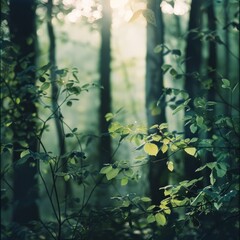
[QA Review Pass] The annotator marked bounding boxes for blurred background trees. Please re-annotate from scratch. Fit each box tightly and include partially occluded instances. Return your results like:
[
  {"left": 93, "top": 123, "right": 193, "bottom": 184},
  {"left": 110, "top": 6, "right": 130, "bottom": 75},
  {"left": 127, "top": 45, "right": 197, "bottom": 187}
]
[{"left": 1, "top": 0, "right": 239, "bottom": 239}]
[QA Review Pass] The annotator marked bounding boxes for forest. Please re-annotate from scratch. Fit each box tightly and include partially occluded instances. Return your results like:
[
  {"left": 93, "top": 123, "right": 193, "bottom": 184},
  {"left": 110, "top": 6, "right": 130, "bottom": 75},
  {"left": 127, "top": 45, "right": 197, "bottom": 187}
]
[{"left": 0, "top": 0, "right": 239, "bottom": 239}]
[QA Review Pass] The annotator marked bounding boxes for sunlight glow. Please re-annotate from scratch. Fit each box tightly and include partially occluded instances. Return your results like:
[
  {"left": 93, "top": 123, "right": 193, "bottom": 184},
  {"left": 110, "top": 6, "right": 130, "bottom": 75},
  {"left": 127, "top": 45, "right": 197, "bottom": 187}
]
[
  {"left": 110, "top": 0, "right": 128, "bottom": 9},
  {"left": 160, "top": 1, "right": 174, "bottom": 14},
  {"left": 160, "top": 0, "right": 189, "bottom": 16},
  {"left": 64, "top": 0, "right": 102, "bottom": 23}
]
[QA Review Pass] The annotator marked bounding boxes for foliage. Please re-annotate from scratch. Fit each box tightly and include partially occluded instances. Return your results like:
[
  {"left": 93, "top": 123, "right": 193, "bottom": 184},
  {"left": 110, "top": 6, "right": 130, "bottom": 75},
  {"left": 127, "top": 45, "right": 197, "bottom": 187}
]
[
  {"left": 100, "top": 75, "right": 239, "bottom": 239},
  {"left": 1, "top": 1, "right": 239, "bottom": 240}
]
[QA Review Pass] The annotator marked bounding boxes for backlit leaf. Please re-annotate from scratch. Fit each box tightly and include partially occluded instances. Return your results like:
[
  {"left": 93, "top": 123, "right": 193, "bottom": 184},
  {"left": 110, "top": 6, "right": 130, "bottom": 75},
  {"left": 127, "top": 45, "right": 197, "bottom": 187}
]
[
  {"left": 100, "top": 165, "right": 112, "bottom": 174},
  {"left": 121, "top": 178, "right": 128, "bottom": 186},
  {"left": 184, "top": 147, "right": 197, "bottom": 156},
  {"left": 141, "top": 197, "right": 151, "bottom": 202},
  {"left": 167, "top": 161, "right": 174, "bottom": 172},
  {"left": 161, "top": 144, "right": 168, "bottom": 154},
  {"left": 64, "top": 174, "right": 70, "bottom": 181},
  {"left": 106, "top": 168, "right": 120, "bottom": 180},
  {"left": 147, "top": 214, "right": 156, "bottom": 223},
  {"left": 155, "top": 212, "right": 166, "bottom": 226},
  {"left": 144, "top": 143, "right": 158, "bottom": 156}
]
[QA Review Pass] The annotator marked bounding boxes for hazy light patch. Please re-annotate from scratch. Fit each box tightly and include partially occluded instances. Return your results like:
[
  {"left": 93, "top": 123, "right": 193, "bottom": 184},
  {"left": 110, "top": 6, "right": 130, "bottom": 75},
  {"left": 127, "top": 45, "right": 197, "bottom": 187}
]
[
  {"left": 160, "top": 0, "right": 189, "bottom": 15},
  {"left": 62, "top": 0, "right": 75, "bottom": 6},
  {"left": 160, "top": 1, "right": 174, "bottom": 14},
  {"left": 64, "top": 0, "right": 102, "bottom": 23},
  {"left": 173, "top": 0, "right": 189, "bottom": 15},
  {"left": 67, "top": 9, "right": 81, "bottom": 22},
  {"left": 111, "top": 0, "right": 134, "bottom": 27},
  {"left": 110, "top": 0, "right": 128, "bottom": 9}
]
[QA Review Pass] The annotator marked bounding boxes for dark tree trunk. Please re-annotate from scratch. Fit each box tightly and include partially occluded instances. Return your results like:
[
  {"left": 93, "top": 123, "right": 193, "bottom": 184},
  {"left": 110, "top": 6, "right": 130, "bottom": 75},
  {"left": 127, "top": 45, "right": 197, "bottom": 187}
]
[
  {"left": 204, "top": 0, "right": 218, "bottom": 184},
  {"left": 47, "top": 0, "right": 71, "bottom": 198},
  {"left": 99, "top": 0, "right": 112, "bottom": 166},
  {"left": 146, "top": 0, "right": 168, "bottom": 205},
  {"left": 224, "top": 0, "right": 230, "bottom": 79},
  {"left": 9, "top": 0, "right": 39, "bottom": 224},
  {"left": 184, "top": 0, "right": 203, "bottom": 180}
]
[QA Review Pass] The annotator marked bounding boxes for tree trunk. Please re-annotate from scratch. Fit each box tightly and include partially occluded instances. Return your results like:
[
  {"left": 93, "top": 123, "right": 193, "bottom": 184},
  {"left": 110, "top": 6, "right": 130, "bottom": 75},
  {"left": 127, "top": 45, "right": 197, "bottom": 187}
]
[
  {"left": 146, "top": 0, "right": 168, "bottom": 205},
  {"left": 47, "top": 0, "right": 71, "bottom": 199},
  {"left": 9, "top": 0, "right": 39, "bottom": 224},
  {"left": 184, "top": 0, "right": 203, "bottom": 180},
  {"left": 99, "top": 0, "right": 112, "bottom": 166}
]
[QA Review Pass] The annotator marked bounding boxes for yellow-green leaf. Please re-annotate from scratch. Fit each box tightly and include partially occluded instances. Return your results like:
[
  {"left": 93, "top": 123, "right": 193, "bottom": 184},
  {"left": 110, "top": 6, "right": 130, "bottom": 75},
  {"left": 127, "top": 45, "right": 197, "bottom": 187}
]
[
  {"left": 161, "top": 144, "right": 168, "bottom": 154},
  {"left": 141, "top": 197, "right": 151, "bottom": 202},
  {"left": 170, "top": 144, "right": 178, "bottom": 151},
  {"left": 100, "top": 165, "right": 112, "bottom": 174},
  {"left": 163, "top": 208, "right": 171, "bottom": 215},
  {"left": 121, "top": 178, "right": 128, "bottom": 186},
  {"left": 167, "top": 161, "right": 174, "bottom": 172},
  {"left": 64, "top": 174, "right": 70, "bottom": 182},
  {"left": 152, "top": 135, "right": 162, "bottom": 141},
  {"left": 163, "top": 138, "right": 170, "bottom": 145},
  {"left": 147, "top": 214, "right": 156, "bottom": 223},
  {"left": 144, "top": 143, "right": 158, "bottom": 156},
  {"left": 155, "top": 212, "right": 166, "bottom": 226},
  {"left": 184, "top": 147, "right": 197, "bottom": 156},
  {"left": 106, "top": 168, "right": 120, "bottom": 180}
]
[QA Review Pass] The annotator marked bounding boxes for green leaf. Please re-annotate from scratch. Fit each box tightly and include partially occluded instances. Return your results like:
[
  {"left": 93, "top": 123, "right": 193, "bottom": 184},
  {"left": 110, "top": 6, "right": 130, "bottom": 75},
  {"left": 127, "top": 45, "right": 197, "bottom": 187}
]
[
  {"left": 152, "top": 135, "right": 162, "bottom": 141},
  {"left": 171, "top": 198, "right": 188, "bottom": 207},
  {"left": 141, "top": 197, "right": 151, "bottom": 202},
  {"left": 180, "top": 91, "right": 189, "bottom": 100},
  {"left": 161, "top": 144, "right": 168, "bottom": 154},
  {"left": 144, "top": 143, "right": 159, "bottom": 156},
  {"left": 106, "top": 168, "right": 120, "bottom": 180},
  {"left": 64, "top": 174, "right": 70, "bottom": 181},
  {"left": 147, "top": 205, "right": 156, "bottom": 211},
  {"left": 147, "top": 214, "right": 156, "bottom": 223},
  {"left": 155, "top": 212, "right": 166, "bottom": 226},
  {"left": 100, "top": 165, "right": 112, "bottom": 174},
  {"left": 215, "top": 163, "right": 227, "bottom": 178},
  {"left": 134, "top": 155, "right": 147, "bottom": 161},
  {"left": 105, "top": 113, "right": 114, "bottom": 122},
  {"left": 163, "top": 208, "right": 171, "bottom": 214},
  {"left": 167, "top": 161, "right": 174, "bottom": 172},
  {"left": 41, "top": 82, "right": 50, "bottom": 91},
  {"left": 210, "top": 169, "right": 216, "bottom": 185},
  {"left": 221, "top": 78, "right": 230, "bottom": 88},
  {"left": 159, "top": 123, "right": 168, "bottom": 130},
  {"left": 121, "top": 178, "right": 128, "bottom": 186},
  {"left": 196, "top": 116, "right": 204, "bottom": 127},
  {"left": 190, "top": 124, "right": 198, "bottom": 134},
  {"left": 184, "top": 147, "right": 197, "bottom": 156},
  {"left": 20, "top": 149, "right": 30, "bottom": 158}
]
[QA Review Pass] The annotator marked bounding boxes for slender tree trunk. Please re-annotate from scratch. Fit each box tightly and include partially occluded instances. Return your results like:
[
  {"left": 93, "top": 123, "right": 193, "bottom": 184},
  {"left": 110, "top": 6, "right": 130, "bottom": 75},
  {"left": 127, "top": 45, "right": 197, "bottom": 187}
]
[
  {"left": 224, "top": 0, "right": 230, "bottom": 79},
  {"left": 204, "top": 0, "right": 217, "bottom": 185},
  {"left": 99, "top": 0, "right": 112, "bottom": 166},
  {"left": 47, "top": 0, "right": 71, "bottom": 198},
  {"left": 9, "top": 0, "right": 39, "bottom": 224},
  {"left": 146, "top": 0, "right": 168, "bottom": 204},
  {"left": 184, "top": 0, "right": 203, "bottom": 181}
]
